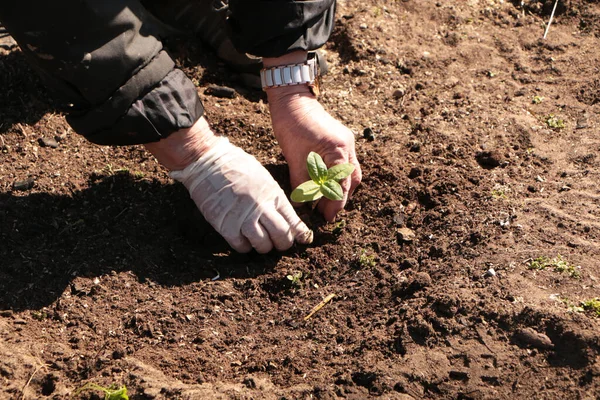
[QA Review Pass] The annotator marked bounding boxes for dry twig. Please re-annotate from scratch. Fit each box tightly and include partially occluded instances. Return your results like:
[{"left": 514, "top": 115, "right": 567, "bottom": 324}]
[
  {"left": 304, "top": 293, "right": 336, "bottom": 321},
  {"left": 543, "top": 0, "right": 560, "bottom": 39}
]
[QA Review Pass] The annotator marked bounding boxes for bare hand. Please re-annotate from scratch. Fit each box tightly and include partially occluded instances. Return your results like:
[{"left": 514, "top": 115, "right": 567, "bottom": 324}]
[{"left": 267, "top": 87, "right": 362, "bottom": 221}]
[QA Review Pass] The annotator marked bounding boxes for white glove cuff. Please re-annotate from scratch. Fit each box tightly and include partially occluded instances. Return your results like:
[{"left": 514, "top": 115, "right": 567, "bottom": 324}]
[{"left": 169, "top": 136, "right": 233, "bottom": 191}]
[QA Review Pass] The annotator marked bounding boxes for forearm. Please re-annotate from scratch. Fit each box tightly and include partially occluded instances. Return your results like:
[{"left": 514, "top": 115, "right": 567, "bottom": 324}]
[{"left": 144, "top": 117, "right": 218, "bottom": 171}]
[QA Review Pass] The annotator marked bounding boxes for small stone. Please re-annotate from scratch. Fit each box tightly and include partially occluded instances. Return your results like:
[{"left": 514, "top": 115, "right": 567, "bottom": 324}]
[
  {"left": 39, "top": 137, "right": 59, "bottom": 148},
  {"left": 205, "top": 85, "right": 237, "bottom": 98},
  {"left": 484, "top": 268, "right": 496, "bottom": 278},
  {"left": 393, "top": 213, "right": 405, "bottom": 226},
  {"left": 13, "top": 178, "right": 35, "bottom": 191},
  {"left": 515, "top": 328, "right": 554, "bottom": 350},
  {"left": 393, "top": 88, "right": 405, "bottom": 98},
  {"left": 363, "top": 127, "right": 375, "bottom": 141},
  {"left": 0, "top": 310, "right": 13, "bottom": 317},
  {"left": 359, "top": 23, "right": 368, "bottom": 30},
  {"left": 70, "top": 282, "right": 89, "bottom": 296},
  {"left": 13, "top": 318, "right": 27, "bottom": 325},
  {"left": 54, "top": 133, "right": 68, "bottom": 142},
  {"left": 397, "top": 227, "right": 416, "bottom": 243},
  {"left": 576, "top": 118, "right": 589, "bottom": 129}
]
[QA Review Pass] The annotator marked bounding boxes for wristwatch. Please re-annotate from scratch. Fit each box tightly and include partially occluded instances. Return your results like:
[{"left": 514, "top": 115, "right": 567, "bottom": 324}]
[{"left": 260, "top": 52, "right": 321, "bottom": 96}]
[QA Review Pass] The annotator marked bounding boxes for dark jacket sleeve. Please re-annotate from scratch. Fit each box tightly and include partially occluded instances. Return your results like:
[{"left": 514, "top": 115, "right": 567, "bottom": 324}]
[
  {"left": 0, "top": 0, "right": 203, "bottom": 145},
  {"left": 227, "top": 0, "right": 336, "bottom": 57}
]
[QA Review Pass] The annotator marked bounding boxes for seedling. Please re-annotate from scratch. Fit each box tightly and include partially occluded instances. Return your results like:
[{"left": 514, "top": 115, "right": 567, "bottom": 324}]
[
  {"left": 528, "top": 255, "right": 580, "bottom": 278},
  {"left": 73, "top": 382, "right": 128, "bottom": 400},
  {"left": 102, "top": 164, "right": 129, "bottom": 176},
  {"left": 291, "top": 152, "right": 354, "bottom": 203},
  {"left": 332, "top": 220, "right": 347, "bottom": 235},
  {"left": 287, "top": 271, "right": 303, "bottom": 287},
  {"left": 582, "top": 298, "right": 600, "bottom": 316},
  {"left": 545, "top": 114, "right": 565, "bottom": 129},
  {"left": 532, "top": 95, "right": 544, "bottom": 104},
  {"left": 358, "top": 249, "right": 376, "bottom": 268}
]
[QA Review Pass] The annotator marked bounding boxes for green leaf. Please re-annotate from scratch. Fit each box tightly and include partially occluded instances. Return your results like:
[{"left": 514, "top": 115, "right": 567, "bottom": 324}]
[
  {"left": 107, "top": 386, "right": 129, "bottom": 400},
  {"left": 307, "top": 152, "right": 328, "bottom": 183},
  {"left": 291, "top": 180, "right": 323, "bottom": 203},
  {"left": 321, "top": 180, "right": 344, "bottom": 201},
  {"left": 327, "top": 163, "right": 355, "bottom": 181}
]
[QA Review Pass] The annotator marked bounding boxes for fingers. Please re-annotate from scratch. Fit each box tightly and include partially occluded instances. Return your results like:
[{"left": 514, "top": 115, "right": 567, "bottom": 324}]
[
  {"left": 258, "top": 209, "right": 294, "bottom": 251},
  {"left": 348, "top": 151, "right": 362, "bottom": 198},
  {"left": 276, "top": 199, "right": 314, "bottom": 245},
  {"left": 319, "top": 146, "right": 362, "bottom": 222},
  {"left": 224, "top": 234, "right": 253, "bottom": 254},
  {"left": 241, "top": 218, "right": 274, "bottom": 254},
  {"left": 236, "top": 202, "right": 312, "bottom": 253}
]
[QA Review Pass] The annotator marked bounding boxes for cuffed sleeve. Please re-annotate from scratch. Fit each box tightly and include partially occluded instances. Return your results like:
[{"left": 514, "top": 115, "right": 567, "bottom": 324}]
[
  {"left": 227, "top": 0, "right": 336, "bottom": 57},
  {"left": 0, "top": 0, "right": 204, "bottom": 146},
  {"left": 77, "top": 68, "right": 204, "bottom": 145}
]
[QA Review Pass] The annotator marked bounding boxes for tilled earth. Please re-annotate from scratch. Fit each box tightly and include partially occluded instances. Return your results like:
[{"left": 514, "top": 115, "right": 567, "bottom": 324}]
[{"left": 2, "top": 0, "right": 600, "bottom": 399}]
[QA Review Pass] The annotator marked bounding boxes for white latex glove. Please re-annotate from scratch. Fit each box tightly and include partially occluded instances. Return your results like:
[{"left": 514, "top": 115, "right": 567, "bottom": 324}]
[{"left": 170, "top": 137, "right": 313, "bottom": 253}]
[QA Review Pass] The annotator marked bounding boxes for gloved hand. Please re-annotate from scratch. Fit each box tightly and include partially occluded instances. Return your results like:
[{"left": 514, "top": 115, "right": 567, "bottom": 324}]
[{"left": 170, "top": 137, "right": 313, "bottom": 253}]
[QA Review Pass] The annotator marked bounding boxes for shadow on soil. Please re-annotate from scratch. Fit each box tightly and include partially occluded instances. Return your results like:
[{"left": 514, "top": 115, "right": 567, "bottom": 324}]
[
  {"left": 0, "top": 50, "right": 56, "bottom": 133},
  {"left": 0, "top": 171, "right": 306, "bottom": 312}
]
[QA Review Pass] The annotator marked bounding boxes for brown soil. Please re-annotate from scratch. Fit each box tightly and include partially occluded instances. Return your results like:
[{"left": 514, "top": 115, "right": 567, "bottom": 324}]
[{"left": 2, "top": 1, "right": 600, "bottom": 399}]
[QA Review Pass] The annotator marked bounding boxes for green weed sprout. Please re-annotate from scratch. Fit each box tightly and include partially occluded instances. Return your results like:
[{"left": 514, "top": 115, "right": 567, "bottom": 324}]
[
  {"left": 582, "top": 298, "right": 600, "bottom": 316},
  {"left": 528, "top": 255, "right": 580, "bottom": 278},
  {"left": 358, "top": 249, "right": 376, "bottom": 268},
  {"left": 73, "top": 382, "right": 128, "bottom": 400},
  {"left": 545, "top": 114, "right": 565, "bottom": 129},
  {"left": 287, "top": 271, "right": 303, "bottom": 287},
  {"left": 291, "top": 152, "right": 354, "bottom": 203}
]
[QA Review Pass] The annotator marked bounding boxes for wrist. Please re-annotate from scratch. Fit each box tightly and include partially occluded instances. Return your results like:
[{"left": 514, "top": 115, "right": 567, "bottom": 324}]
[
  {"left": 144, "top": 117, "right": 219, "bottom": 171},
  {"left": 263, "top": 50, "right": 308, "bottom": 68},
  {"left": 263, "top": 50, "right": 318, "bottom": 101}
]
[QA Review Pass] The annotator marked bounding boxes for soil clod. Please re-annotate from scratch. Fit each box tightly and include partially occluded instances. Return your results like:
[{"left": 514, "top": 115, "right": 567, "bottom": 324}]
[
  {"left": 397, "top": 227, "right": 416, "bottom": 243},
  {"left": 39, "top": 136, "right": 58, "bottom": 148},
  {"left": 515, "top": 328, "right": 554, "bottom": 350},
  {"left": 205, "top": 85, "right": 237, "bottom": 98},
  {"left": 12, "top": 177, "right": 35, "bottom": 191}
]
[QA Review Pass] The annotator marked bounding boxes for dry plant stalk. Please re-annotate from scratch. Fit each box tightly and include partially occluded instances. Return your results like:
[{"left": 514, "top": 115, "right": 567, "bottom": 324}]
[
  {"left": 543, "top": 0, "right": 560, "bottom": 39},
  {"left": 304, "top": 293, "right": 336, "bottom": 321}
]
